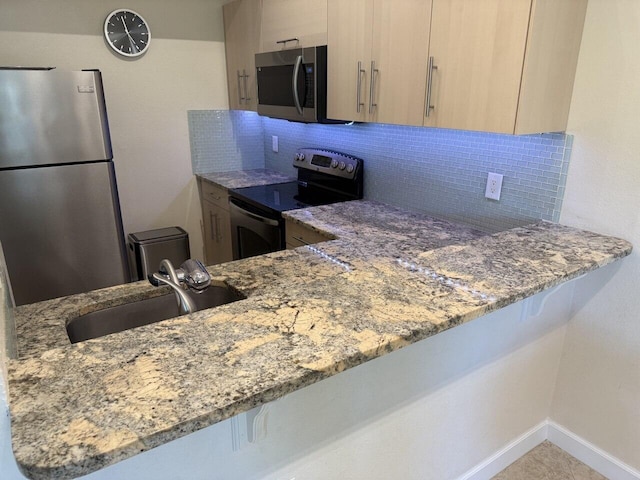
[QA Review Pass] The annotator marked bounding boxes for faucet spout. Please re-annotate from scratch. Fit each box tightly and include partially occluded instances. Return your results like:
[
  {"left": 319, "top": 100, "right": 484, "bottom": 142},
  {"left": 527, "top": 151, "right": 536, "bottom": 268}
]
[
  {"left": 150, "top": 272, "right": 197, "bottom": 315},
  {"left": 150, "top": 258, "right": 208, "bottom": 315},
  {"left": 159, "top": 258, "right": 181, "bottom": 285}
]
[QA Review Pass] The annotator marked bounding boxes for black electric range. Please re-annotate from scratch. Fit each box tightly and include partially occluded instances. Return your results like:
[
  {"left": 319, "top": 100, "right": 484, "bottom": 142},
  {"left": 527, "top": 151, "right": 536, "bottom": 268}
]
[{"left": 227, "top": 148, "right": 364, "bottom": 260}]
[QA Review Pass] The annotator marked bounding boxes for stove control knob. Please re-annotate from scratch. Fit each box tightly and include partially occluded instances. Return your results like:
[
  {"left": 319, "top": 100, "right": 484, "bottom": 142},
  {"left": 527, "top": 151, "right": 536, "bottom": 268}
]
[
  {"left": 331, "top": 159, "right": 339, "bottom": 168},
  {"left": 346, "top": 164, "right": 355, "bottom": 173},
  {"left": 295, "top": 154, "right": 300, "bottom": 161},
  {"left": 338, "top": 161, "right": 346, "bottom": 170},
  {"left": 299, "top": 153, "right": 305, "bottom": 161}
]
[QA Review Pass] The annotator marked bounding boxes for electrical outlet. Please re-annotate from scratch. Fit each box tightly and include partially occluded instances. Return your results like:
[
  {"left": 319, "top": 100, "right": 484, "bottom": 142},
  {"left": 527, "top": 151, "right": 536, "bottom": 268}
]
[
  {"left": 485, "top": 172, "right": 503, "bottom": 201},
  {"left": 272, "top": 135, "right": 279, "bottom": 153}
]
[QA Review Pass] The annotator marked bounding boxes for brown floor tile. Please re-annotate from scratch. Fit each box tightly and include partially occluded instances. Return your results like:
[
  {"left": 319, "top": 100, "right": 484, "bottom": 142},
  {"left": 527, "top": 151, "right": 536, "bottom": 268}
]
[{"left": 491, "top": 440, "right": 607, "bottom": 480}]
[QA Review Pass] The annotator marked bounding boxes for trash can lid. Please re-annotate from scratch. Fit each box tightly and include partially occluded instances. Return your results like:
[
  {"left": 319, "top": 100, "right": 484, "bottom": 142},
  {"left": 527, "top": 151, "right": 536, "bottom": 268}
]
[{"left": 128, "top": 226, "right": 188, "bottom": 243}]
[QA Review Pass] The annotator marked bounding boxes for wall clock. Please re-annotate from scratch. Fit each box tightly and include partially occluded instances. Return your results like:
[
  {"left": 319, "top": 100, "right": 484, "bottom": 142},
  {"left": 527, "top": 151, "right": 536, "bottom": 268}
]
[{"left": 104, "top": 9, "right": 151, "bottom": 57}]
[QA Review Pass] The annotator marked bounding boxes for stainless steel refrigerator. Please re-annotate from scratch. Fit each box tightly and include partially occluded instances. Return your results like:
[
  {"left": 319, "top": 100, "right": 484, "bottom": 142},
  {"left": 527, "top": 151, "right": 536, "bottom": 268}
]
[{"left": 0, "top": 67, "right": 130, "bottom": 306}]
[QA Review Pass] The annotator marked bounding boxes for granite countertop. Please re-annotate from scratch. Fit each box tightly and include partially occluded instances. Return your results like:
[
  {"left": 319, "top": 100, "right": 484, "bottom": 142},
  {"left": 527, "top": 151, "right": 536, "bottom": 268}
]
[
  {"left": 197, "top": 169, "right": 295, "bottom": 190},
  {"left": 7, "top": 200, "right": 632, "bottom": 480}
]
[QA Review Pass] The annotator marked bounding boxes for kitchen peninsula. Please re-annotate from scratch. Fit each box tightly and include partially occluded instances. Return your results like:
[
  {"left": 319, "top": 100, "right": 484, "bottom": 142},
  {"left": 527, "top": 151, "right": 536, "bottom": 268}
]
[{"left": 6, "top": 200, "right": 632, "bottom": 479}]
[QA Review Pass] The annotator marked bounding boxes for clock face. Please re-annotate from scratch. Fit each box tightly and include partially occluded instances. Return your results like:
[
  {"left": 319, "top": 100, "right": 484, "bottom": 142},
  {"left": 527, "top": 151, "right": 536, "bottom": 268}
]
[{"left": 104, "top": 9, "right": 151, "bottom": 57}]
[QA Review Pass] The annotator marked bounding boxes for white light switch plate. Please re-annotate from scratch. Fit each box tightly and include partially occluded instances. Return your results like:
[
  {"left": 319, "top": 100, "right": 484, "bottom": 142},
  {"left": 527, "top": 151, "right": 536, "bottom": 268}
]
[
  {"left": 485, "top": 172, "right": 503, "bottom": 201},
  {"left": 272, "top": 135, "right": 279, "bottom": 152}
]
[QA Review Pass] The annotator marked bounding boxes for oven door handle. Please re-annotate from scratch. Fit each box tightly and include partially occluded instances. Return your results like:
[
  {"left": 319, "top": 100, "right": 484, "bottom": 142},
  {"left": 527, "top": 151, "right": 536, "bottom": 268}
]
[
  {"left": 292, "top": 54, "right": 304, "bottom": 116},
  {"left": 229, "top": 198, "right": 280, "bottom": 227}
]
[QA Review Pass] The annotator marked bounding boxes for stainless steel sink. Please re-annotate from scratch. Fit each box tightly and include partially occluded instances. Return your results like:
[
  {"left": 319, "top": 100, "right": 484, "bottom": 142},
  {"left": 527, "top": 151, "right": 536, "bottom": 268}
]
[{"left": 66, "top": 285, "right": 245, "bottom": 343}]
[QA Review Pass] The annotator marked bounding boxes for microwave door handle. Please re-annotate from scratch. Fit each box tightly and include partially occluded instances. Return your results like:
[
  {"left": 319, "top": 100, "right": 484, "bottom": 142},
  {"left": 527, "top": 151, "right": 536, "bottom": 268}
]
[{"left": 292, "top": 55, "right": 303, "bottom": 116}]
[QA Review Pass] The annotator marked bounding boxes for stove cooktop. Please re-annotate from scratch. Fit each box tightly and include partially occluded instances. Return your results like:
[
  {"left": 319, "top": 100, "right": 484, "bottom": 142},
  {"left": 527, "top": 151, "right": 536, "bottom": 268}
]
[
  {"left": 230, "top": 181, "right": 309, "bottom": 213},
  {"left": 229, "top": 148, "right": 364, "bottom": 216},
  {"left": 230, "top": 180, "right": 355, "bottom": 214}
]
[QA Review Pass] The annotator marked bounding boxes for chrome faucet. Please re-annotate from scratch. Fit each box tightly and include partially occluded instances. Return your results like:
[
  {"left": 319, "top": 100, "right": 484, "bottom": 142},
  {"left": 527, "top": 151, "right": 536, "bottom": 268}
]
[
  {"left": 148, "top": 259, "right": 211, "bottom": 315},
  {"left": 178, "top": 259, "right": 212, "bottom": 291}
]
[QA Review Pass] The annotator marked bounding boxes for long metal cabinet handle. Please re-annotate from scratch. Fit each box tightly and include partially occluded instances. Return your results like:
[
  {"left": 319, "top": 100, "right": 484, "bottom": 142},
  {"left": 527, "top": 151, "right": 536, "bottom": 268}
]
[
  {"left": 209, "top": 212, "right": 217, "bottom": 241},
  {"left": 292, "top": 55, "right": 303, "bottom": 116},
  {"left": 369, "top": 60, "right": 379, "bottom": 114},
  {"left": 356, "top": 61, "right": 366, "bottom": 113},
  {"left": 425, "top": 56, "right": 438, "bottom": 117},
  {"left": 292, "top": 235, "right": 311, "bottom": 245},
  {"left": 276, "top": 37, "right": 299, "bottom": 46},
  {"left": 242, "top": 69, "right": 250, "bottom": 102},
  {"left": 237, "top": 70, "right": 244, "bottom": 103},
  {"left": 214, "top": 214, "right": 222, "bottom": 242}
]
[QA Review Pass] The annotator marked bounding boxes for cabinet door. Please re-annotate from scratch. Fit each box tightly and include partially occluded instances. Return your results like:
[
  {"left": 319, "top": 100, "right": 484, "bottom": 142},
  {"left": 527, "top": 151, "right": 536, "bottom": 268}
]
[
  {"left": 202, "top": 201, "right": 233, "bottom": 265},
  {"left": 369, "top": 0, "right": 432, "bottom": 126},
  {"left": 285, "top": 220, "right": 332, "bottom": 248},
  {"left": 223, "top": 0, "right": 262, "bottom": 111},
  {"left": 515, "top": 0, "right": 588, "bottom": 134},
  {"left": 261, "top": 0, "right": 328, "bottom": 52},
  {"left": 425, "top": 0, "right": 531, "bottom": 133},
  {"left": 327, "top": 0, "right": 374, "bottom": 122}
]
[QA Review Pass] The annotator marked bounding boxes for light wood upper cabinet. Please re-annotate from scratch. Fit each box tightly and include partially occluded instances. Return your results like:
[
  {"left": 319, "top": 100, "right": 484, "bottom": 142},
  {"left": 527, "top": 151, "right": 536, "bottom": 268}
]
[
  {"left": 424, "top": 0, "right": 588, "bottom": 134},
  {"left": 261, "top": 0, "right": 328, "bottom": 52},
  {"left": 327, "top": 0, "right": 432, "bottom": 126},
  {"left": 223, "top": 0, "right": 262, "bottom": 111},
  {"left": 327, "top": 0, "right": 372, "bottom": 123},
  {"left": 515, "top": 0, "right": 588, "bottom": 134}
]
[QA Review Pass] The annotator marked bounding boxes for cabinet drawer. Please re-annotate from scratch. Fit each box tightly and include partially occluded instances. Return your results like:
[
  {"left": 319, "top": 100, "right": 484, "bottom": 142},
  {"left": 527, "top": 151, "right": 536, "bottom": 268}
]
[
  {"left": 285, "top": 220, "right": 332, "bottom": 248},
  {"left": 200, "top": 180, "right": 229, "bottom": 210}
]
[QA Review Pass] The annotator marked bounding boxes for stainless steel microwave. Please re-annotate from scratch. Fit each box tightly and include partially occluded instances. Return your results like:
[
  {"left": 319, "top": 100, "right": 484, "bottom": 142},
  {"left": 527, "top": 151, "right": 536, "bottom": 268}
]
[{"left": 255, "top": 45, "right": 338, "bottom": 123}]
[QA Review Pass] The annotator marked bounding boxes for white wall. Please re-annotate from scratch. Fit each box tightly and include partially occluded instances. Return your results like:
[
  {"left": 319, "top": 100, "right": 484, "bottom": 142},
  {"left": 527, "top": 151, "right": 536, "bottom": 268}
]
[
  {"left": 0, "top": 0, "right": 230, "bottom": 262},
  {"left": 552, "top": 0, "right": 640, "bottom": 471}
]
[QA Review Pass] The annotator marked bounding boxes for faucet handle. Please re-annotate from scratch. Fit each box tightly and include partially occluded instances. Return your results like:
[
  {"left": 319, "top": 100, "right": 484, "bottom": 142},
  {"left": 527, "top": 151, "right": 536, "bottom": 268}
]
[
  {"left": 147, "top": 273, "right": 162, "bottom": 287},
  {"left": 180, "top": 259, "right": 211, "bottom": 291}
]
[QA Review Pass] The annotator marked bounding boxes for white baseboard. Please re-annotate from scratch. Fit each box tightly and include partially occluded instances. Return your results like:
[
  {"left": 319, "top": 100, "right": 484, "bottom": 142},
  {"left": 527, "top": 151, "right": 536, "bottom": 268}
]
[
  {"left": 547, "top": 421, "right": 640, "bottom": 480},
  {"left": 455, "top": 421, "right": 548, "bottom": 480},
  {"left": 456, "top": 419, "right": 640, "bottom": 480}
]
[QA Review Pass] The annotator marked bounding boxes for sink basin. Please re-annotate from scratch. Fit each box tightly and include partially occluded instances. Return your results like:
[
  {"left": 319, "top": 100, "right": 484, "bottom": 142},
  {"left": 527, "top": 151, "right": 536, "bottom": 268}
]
[{"left": 66, "top": 285, "right": 245, "bottom": 343}]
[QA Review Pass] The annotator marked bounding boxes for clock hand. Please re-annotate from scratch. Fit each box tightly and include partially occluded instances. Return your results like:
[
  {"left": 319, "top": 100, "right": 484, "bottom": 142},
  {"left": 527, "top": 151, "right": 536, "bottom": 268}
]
[
  {"left": 120, "top": 16, "right": 130, "bottom": 34},
  {"left": 120, "top": 16, "right": 140, "bottom": 52}
]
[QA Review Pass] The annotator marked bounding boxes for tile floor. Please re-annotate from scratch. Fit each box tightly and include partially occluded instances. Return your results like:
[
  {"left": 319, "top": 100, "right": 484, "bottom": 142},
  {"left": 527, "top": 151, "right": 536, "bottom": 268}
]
[{"left": 491, "top": 441, "right": 607, "bottom": 480}]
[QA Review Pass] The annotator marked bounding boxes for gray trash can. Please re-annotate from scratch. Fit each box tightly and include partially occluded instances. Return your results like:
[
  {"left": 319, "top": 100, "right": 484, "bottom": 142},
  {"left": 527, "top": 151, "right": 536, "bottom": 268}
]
[{"left": 128, "top": 227, "right": 190, "bottom": 281}]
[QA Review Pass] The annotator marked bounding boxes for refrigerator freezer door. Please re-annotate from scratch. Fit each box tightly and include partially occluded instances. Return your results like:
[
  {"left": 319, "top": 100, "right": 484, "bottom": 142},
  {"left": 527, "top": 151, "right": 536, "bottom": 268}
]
[
  {"left": 0, "top": 69, "right": 112, "bottom": 168},
  {"left": 0, "top": 162, "right": 129, "bottom": 305}
]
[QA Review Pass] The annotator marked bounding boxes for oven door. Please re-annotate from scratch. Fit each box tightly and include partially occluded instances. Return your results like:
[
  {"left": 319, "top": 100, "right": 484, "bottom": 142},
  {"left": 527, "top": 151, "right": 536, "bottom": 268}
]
[{"left": 229, "top": 197, "right": 284, "bottom": 260}]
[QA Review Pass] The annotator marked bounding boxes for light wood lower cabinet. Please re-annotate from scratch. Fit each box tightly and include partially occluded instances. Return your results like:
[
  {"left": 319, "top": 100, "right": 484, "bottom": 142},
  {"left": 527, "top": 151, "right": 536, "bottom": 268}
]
[
  {"left": 285, "top": 220, "right": 333, "bottom": 249},
  {"left": 198, "top": 180, "right": 233, "bottom": 265}
]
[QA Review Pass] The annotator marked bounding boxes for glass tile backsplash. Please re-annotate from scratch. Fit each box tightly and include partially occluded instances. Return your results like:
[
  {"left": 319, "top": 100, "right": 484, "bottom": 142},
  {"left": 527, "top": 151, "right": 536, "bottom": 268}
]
[
  {"left": 188, "top": 110, "right": 265, "bottom": 173},
  {"left": 189, "top": 110, "right": 572, "bottom": 233}
]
